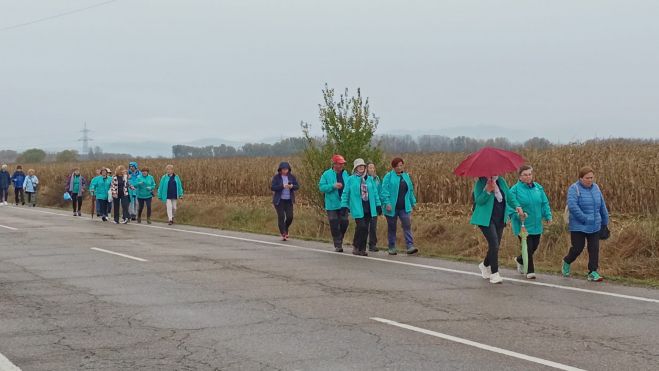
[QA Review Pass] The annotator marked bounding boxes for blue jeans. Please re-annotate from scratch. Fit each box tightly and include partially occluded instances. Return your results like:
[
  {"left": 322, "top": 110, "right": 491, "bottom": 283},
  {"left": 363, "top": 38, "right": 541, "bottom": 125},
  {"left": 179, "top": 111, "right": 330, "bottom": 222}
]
[{"left": 386, "top": 209, "right": 413, "bottom": 247}]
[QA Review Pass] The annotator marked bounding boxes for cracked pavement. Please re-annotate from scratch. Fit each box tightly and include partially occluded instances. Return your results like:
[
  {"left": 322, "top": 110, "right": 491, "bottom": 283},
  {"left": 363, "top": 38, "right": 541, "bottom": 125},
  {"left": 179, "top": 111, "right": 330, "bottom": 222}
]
[{"left": 1, "top": 206, "right": 658, "bottom": 370}]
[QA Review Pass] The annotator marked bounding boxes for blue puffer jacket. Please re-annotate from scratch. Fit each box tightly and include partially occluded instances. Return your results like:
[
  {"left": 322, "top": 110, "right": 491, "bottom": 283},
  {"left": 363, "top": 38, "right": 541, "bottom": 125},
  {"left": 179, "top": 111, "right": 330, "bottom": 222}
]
[
  {"left": 567, "top": 181, "right": 609, "bottom": 234},
  {"left": 11, "top": 171, "right": 26, "bottom": 189},
  {"left": 0, "top": 170, "right": 12, "bottom": 189}
]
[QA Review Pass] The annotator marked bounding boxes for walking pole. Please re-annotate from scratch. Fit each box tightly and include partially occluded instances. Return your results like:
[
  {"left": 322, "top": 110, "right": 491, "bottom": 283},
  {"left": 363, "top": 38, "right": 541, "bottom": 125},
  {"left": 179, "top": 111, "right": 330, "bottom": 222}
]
[{"left": 520, "top": 213, "right": 528, "bottom": 274}]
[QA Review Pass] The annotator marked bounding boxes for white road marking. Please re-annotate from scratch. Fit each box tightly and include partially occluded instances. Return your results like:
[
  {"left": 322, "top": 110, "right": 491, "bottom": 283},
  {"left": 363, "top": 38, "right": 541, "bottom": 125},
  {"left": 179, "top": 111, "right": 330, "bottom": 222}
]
[
  {"left": 0, "top": 352, "right": 21, "bottom": 371},
  {"left": 0, "top": 224, "right": 18, "bottom": 231},
  {"left": 90, "top": 247, "right": 148, "bottom": 262},
  {"left": 7, "top": 206, "right": 659, "bottom": 304},
  {"left": 371, "top": 317, "right": 587, "bottom": 371}
]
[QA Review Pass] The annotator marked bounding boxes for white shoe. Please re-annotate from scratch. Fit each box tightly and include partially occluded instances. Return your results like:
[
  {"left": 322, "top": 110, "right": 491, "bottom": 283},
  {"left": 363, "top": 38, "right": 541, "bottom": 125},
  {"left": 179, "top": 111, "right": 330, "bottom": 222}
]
[
  {"left": 526, "top": 273, "right": 536, "bottom": 280},
  {"left": 489, "top": 272, "right": 503, "bottom": 284},
  {"left": 3, "top": 201, "right": 7, "bottom": 205},
  {"left": 514, "top": 257, "right": 523, "bottom": 274},
  {"left": 478, "top": 262, "right": 491, "bottom": 279}
]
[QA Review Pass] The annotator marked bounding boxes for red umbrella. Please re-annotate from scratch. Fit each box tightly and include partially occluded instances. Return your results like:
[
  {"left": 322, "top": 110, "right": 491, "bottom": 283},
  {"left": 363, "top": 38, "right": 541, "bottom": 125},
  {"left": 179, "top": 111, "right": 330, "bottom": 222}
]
[{"left": 453, "top": 147, "right": 526, "bottom": 177}]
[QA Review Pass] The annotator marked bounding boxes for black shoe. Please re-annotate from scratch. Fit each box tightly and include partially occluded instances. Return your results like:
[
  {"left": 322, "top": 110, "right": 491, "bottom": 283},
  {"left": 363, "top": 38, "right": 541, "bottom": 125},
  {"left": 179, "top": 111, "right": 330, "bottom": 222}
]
[
  {"left": 101, "top": 216, "right": 108, "bottom": 222},
  {"left": 360, "top": 250, "right": 368, "bottom": 256},
  {"left": 137, "top": 218, "right": 141, "bottom": 224},
  {"left": 334, "top": 247, "right": 343, "bottom": 253},
  {"left": 368, "top": 247, "right": 378, "bottom": 252},
  {"left": 406, "top": 246, "right": 419, "bottom": 255},
  {"left": 131, "top": 216, "right": 137, "bottom": 221},
  {"left": 168, "top": 220, "right": 173, "bottom": 225},
  {"left": 352, "top": 248, "right": 361, "bottom": 255}
]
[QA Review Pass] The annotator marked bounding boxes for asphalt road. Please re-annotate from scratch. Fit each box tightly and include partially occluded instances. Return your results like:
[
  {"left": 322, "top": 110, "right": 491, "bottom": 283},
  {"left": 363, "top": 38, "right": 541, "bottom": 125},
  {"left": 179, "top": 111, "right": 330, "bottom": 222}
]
[{"left": 1, "top": 206, "right": 658, "bottom": 371}]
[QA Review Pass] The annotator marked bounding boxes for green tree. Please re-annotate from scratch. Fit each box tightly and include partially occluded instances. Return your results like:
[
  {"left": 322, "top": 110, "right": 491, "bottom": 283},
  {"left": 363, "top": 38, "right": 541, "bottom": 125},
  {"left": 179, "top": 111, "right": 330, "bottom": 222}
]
[
  {"left": 300, "top": 85, "right": 383, "bottom": 211},
  {"left": 17, "top": 148, "right": 47, "bottom": 163},
  {"left": 55, "top": 149, "right": 79, "bottom": 162}
]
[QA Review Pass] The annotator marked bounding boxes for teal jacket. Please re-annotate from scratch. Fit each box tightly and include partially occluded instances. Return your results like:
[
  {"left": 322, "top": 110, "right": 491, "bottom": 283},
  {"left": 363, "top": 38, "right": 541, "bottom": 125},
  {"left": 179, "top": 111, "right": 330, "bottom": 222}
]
[
  {"left": 340, "top": 174, "right": 382, "bottom": 219},
  {"left": 381, "top": 170, "right": 417, "bottom": 217},
  {"left": 371, "top": 175, "right": 384, "bottom": 205},
  {"left": 318, "top": 168, "right": 350, "bottom": 211},
  {"left": 136, "top": 174, "right": 156, "bottom": 199},
  {"left": 89, "top": 175, "right": 112, "bottom": 201},
  {"left": 508, "top": 180, "right": 552, "bottom": 236},
  {"left": 470, "top": 177, "right": 520, "bottom": 227},
  {"left": 157, "top": 174, "right": 184, "bottom": 202}
]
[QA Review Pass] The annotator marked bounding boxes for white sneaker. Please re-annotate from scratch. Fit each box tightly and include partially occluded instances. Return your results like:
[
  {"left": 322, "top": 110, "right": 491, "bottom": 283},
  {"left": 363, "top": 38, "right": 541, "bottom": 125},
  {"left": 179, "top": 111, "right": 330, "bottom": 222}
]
[
  {"left": 478, "top": 262, "right": 491, "bottom": 279},
  {"left": 489, "top": 272, "right": 503, "bottom": 284},
  {"left": 526, "top": 273, "right": 536, "bottom": 279},
  {"left": 514, "top": 257, "right": 523, "bottom": 274},
  {"left": 3, "top": 201, "right": 7, "bottom": 205}
]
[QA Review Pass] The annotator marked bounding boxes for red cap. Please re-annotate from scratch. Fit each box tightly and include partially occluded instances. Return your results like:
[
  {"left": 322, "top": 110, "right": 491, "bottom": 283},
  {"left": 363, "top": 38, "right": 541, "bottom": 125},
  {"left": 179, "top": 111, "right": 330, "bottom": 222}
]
[{"left": 331, "top": 154, "right": 346, "bottom": 164}]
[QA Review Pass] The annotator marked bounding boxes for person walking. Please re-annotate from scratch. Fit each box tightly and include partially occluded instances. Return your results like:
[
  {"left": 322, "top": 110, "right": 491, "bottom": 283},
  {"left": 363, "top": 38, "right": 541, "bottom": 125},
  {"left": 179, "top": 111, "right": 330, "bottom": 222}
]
[
  {"left": 11, "top": 165, "right": 26, "bottom": 206},
  {"left": 319, "top": 155, "right": 350, "bottom": 252},
  {"left": 471, "top": 175, "right": 524, "bottom": 284},
  {"left": 65, "top": 168, "right": 87, "bottom": 216},
  {"left": 562, "top": 166, "right": 610, "bottom": 282},
  {"left": 136, "top": 167, "right": 156, "bottom": 224},
  {"left": 23, "top": 169, "right": 39, "bottom": 207},
  {"left": 111, "top": 166, "right": 132, "bottom": 224},
  {"left": 508, "top": 165, "right": 553, "bottom": 279},
  {"left": 366, "top": 162, "right": 383, "bottom": 252},
  {"left": 90, "top": 168, "right": 112, "bottom": 221},
  {"left": 341, "top": 158, "right": 382, "bottom": 256},
  {"left": 271, "top": 162, "right": 300, "bottom": 241},
  {"left": 128, "top": 161, "right": 141, "bottom": 221},
  {"left": 157, "top": 164, "right": 184, "bottom": 225},
  {"left": 0, "top": 164, "right": 10, "bottom": 205},
  {"left": 381, "top": 158, "right": 418, "bottom": 256}
]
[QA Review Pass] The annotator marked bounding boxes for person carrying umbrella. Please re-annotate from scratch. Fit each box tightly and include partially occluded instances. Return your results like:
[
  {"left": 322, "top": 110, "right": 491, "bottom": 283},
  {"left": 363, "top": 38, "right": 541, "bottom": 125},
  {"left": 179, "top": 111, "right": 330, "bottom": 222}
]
[
  {"left": 454, "top": 147, "right": 525, "bottom": 284},
  {"left": 508, "top": 165, "right": 552, "bottom": 279}
]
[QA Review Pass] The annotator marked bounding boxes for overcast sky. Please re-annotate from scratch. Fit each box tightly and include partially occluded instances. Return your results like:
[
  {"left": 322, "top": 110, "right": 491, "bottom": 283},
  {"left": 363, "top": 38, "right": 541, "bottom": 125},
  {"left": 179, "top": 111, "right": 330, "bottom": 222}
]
[{"left": 1, "top": 0, "right": 658, "bottom": 154}]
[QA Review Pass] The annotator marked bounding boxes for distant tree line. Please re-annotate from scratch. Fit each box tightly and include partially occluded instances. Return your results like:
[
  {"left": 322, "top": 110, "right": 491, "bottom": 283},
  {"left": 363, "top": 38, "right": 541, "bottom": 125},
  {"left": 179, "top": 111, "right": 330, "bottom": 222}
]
[{"left": 172, "top": 137, "right": 308, "bottom": 159}]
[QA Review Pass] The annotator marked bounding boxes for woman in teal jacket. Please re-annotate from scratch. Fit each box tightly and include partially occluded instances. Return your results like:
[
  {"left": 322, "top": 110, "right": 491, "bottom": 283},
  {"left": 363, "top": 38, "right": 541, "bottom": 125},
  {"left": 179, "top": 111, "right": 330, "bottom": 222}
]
[
  {"left": 341, "top": 158, "right": 381, "bottom": 256},
  {"left": 318, "top": 154, "right": 350, "bottom": 252},
  {"left": 471, "top": 175, "right": 523, "bottom": 284},
  {"left": 508, "top": 165, "right": 552, "bottom": 279},
  {"left": 381, "top": 157, "right": 418, "bottom": 255},
  {"left": 157, "top": 164, "right": 184, "bottom": 225},
  {"left": 136, "top": 167, "right": 157, "bottom": 224},
  {"left": 366, "top": 162, "right": 383, "bottom": 252}
]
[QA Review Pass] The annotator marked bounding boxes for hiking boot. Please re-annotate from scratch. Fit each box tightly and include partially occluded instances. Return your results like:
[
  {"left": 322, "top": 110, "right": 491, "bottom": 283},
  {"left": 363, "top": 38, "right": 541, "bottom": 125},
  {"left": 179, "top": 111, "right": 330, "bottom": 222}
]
[
  {"left": 587, "top": 271, "right": 603, "bottom": 282},
  {"left": 478, "top": 262, "right": 492, "bottom": 279},
  {"left": 562, "top": 261, "right": 571, "bottom": 277},
  {"left": 489, "top": 272, "right": 503, "bottom": 284},
  {"left": 406, "top": 246, "right": 418, "bottom": 255},
  {"left": 514, "top": 257, "right": 524, "bottom": 274}
]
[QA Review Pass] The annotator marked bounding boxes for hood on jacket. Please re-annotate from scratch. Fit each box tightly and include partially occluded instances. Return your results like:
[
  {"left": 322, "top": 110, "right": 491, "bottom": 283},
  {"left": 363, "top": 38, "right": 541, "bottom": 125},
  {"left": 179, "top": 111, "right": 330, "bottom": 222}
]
[
  {"left": 278, "top": 162, "right": 292, "bottom": 173},
  {"left": 129, "top": 161, "right": 139, "bottom": 171}
]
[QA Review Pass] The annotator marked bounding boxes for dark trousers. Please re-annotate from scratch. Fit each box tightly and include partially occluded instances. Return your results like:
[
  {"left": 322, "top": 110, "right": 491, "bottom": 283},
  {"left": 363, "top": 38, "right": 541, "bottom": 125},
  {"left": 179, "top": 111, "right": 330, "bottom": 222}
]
[
  {"left": 113, "top": 196, "right": 130, "bottom": 222},
  {"left": 327, "top": 209, "right": 350, "bottom": 249},
  {"left": 0, "top": 187, "right": 8, "bottom": 202},
  {"left": 386, "top": 209, "right": 414, "bottom": 247},
  {"left": 479, "top": 221, "right": 505, "bottom": 274},
  {"left": 564, "top": 231, "right": 600, "bottom": 273},
  {"left": 368, "top": 216, "right": 378, "bottom": 250},
  {"left": 138, "top": 198, "right": 152, "bottom": 220},
  {"left": 274, "top": 200, "right": 294, "bottom": 235},
  {"left": 14, "top": 188, "right": 25, "bottom": 204},
  {"left": 26, "top": 192, "right": 36, "bottom": 205},
  {"left": 97, "top": 199, "right": 109, "bottom": 217},
  {"left": 516, "top": 234, "right": 542, "bottom": 274},
  {"left": 353, "top": 216, "right": 373, "bottom": 252},
  {"left": 70, "top": 192, "right": 83, "bottom": 212}
]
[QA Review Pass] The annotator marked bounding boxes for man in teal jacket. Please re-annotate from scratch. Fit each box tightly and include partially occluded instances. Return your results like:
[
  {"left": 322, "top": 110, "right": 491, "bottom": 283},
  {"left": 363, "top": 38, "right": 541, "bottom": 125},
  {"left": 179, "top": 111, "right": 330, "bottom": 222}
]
[
  {"left": 381, "top": 157, "right": 418, "bottom": 255},
  {"left": 318, "top": 154, "right": 350, "bottom": 252},
  {"left": 341, "top": 158, "right": 381, "bottom": 256},
  {"left": 89, "top": 168, "right": 112, "bottom": 221},
  {"left": 507, "top": 165, "right": 552, "bottom": 279}
]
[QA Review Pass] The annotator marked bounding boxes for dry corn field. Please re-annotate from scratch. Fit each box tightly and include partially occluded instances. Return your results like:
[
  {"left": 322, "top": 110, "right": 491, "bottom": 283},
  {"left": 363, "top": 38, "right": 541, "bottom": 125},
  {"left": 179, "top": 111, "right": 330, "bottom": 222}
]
[{"left": 16, "top": 141, "right": 659, "bottom": 215}]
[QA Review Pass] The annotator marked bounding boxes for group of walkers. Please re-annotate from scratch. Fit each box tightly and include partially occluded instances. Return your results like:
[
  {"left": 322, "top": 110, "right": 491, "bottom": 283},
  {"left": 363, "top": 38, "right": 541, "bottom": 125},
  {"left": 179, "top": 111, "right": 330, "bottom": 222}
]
[
  {"left": 0, "top": 164, "right": 39, "bottom": 207},
  {"left": 271, "top": 155, "right": 610, "bottom": 284},
  {"left": 1, "top": 162, "right": 184, "bottom": 226},
  {"left": 272, "top": 155, "right": 419, "bottom": 257}
]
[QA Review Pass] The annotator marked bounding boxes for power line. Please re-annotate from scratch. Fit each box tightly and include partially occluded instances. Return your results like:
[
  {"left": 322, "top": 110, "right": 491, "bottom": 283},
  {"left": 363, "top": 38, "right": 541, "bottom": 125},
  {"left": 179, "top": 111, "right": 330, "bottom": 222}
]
[{"left": 0, "top": 0, "right": 119, "bottom": 32}]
